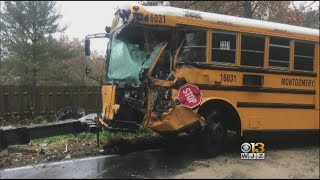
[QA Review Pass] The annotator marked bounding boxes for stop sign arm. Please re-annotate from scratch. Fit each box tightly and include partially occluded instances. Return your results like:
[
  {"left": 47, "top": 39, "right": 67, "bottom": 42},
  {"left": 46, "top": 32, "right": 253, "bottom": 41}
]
[{"left": 178, "top": 84, "right": 203, "bottom": 109}]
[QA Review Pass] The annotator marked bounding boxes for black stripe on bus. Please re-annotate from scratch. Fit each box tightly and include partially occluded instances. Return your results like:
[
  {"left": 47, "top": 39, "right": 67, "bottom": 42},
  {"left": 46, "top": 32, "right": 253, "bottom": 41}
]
[
  {"left": 194, "top": 84, "right": 315, "bottom": 95},
  {"left": 176, "top": 63, "right": 317, "bottom": 77},
  {"left": 242, "top": 129, "right": 319, "bottom": 136},
  {"left": 237, "top": 102, "right": 315, "bottom": 109}
]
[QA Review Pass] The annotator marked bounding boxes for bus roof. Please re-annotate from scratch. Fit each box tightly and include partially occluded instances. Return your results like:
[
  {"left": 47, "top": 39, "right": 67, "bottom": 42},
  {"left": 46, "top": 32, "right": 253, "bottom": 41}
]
[{"left": 143, "top": 5, "right": 319, "bottom": 37}]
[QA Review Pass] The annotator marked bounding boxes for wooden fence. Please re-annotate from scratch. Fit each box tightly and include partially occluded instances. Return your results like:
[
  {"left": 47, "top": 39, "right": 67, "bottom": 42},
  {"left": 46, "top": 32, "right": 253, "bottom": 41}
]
[{"left": 0, "top": 86, "right": 102, "bottom": 122}]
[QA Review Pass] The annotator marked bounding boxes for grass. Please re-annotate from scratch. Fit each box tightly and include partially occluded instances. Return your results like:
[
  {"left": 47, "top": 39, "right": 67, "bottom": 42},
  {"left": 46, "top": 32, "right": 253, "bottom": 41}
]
[
  {"left": 32, "top": 126, "right": 156, "bottom": 146},
  {"left": 0, "top": 115, "right": 49, "bottom": 126},
  {"left": 1, "top": 126, "right": 161, "bottom": 169}
]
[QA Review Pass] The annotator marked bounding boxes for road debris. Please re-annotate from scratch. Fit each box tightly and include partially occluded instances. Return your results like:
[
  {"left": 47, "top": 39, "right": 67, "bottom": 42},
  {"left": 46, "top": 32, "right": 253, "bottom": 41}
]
[
  {"left": 64, "top": 154, "right": 71, "bottom": 160},
  {"left": 62, "top": 144, "right": 68, "bottom": 153},
  {"left": 39, "top": 148, "right": 45, "bottom": 155}
]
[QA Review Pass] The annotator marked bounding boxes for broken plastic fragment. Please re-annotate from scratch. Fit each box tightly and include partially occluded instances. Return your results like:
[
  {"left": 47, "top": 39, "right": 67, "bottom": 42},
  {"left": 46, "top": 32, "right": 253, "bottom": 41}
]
[
  {"left": 64, "top": 153, "right": 71, "bottom": 159},
  {"left": 62, "top": 144, "right": 68, "bottom": 153}
]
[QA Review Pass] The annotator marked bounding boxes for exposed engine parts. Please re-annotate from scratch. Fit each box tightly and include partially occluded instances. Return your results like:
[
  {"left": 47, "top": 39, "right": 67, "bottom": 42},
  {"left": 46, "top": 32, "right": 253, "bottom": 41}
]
[
  {"left": 116, "top": 86, "right": 147, "bottom": 110},
  {"left": 152, "top": 87, "right": 175, "bottom": 117}
]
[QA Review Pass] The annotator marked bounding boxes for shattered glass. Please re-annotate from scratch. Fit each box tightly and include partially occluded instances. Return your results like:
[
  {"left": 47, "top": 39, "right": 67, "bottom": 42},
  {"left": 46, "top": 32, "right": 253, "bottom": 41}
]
[
  {"left": 108, "top": 37, "right": 164, "bottom": 85},
  {"left": 55, "top": 106, "right": 86, "bottom": 121}
]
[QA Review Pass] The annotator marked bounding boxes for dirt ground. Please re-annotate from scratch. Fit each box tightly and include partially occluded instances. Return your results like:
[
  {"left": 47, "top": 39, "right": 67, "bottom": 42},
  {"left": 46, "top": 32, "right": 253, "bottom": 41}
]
[
  {"left": 173, "top": 146, "right": 319, "bottom": 179},
  {"left": 91, "top": 133, "right": 319, "bottom": 179},
  {"left": 0, "top": 139, "right": 101, "bottom": 169},
  {"left": 171, "top": 134, "right": 320, "bottom": 179},
  {"left": 0, "top": 130, "right": 319, "bottom": 179},
  {"left": 0, "top": 116, "right": 164, "bottom": 170},
  {"left": 0, "top": 133, "right": 165, "bottom": 170}
]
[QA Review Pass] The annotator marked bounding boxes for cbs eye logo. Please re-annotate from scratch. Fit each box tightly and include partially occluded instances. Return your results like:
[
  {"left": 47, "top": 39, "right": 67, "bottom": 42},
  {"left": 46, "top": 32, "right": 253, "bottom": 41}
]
[{"left": 241, "top": 142, "right": 265, "bottom": 153}]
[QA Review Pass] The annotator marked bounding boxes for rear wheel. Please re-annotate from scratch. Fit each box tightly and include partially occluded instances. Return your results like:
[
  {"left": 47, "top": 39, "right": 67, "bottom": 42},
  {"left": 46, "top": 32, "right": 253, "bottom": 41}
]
[{"left": 199, "top": 110, "right": 227, "bottom": 157}]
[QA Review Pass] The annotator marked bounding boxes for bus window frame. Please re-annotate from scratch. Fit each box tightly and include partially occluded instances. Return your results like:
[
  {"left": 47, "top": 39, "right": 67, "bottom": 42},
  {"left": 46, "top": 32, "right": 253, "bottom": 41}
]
[
  {"left": 293, "top": 40, "right": 315, "bottom": 73},
  {"left": 268, "top": 36, "right": 291, "bottom": 70},
  {"left": 176, "top": 27, "right": 208, "bottom": 64},
  {"left": 239, "top": 33, "right": 266, "bottom": 69},
  {"left": 211, "top": 30, "right": 238, "bottom": 66}
]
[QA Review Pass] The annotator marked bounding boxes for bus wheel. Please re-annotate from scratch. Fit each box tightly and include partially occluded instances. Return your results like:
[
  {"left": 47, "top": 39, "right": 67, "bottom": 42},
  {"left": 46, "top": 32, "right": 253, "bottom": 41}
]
[{"left": 199, "top": 110, "right": 227, "bottom": 157}]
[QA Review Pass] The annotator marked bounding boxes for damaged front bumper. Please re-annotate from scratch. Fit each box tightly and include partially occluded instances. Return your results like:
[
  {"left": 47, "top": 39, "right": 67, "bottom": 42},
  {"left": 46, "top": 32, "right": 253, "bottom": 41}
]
[
  {"left": 100, "top": 83, "right": 206, "bottom": 135},
  {"left": 146, "top": 104, "right": 206, "bottom": 134}
]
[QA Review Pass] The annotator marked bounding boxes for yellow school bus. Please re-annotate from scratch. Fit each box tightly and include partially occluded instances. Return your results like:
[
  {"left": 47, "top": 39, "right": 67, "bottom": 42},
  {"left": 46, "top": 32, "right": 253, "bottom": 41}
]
[{"left": 85, "top": 4, "right": 319, "bottom": 155}]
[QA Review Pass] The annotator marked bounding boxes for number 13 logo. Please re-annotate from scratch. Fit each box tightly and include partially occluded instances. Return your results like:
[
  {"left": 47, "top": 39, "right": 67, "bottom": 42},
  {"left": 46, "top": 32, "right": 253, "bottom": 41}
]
[{"left": 241, "top": 142, "right": 265, "bottom": 153}]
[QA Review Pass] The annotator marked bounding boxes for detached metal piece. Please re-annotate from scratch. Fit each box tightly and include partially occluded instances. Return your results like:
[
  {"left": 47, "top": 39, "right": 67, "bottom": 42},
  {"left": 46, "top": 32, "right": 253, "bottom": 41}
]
[{"left": 0, "top": 118, "right": 102, "bottom": 150}]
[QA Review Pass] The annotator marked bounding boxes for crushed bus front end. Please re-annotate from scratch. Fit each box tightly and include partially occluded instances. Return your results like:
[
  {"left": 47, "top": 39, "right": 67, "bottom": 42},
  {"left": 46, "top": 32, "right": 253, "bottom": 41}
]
[{"left": 98, "top": 6, "right": 207, "bottom": 135}]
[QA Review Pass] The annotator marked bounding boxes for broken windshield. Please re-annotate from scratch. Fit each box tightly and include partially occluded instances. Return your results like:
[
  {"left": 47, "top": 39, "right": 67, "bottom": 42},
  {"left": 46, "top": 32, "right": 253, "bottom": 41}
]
[{"left": 107, "top": 25, "right": 165, "bottom": 85}]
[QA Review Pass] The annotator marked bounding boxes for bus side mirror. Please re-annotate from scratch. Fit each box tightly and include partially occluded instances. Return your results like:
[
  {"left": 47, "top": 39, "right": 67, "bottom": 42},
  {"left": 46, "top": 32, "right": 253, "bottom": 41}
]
[
  {"left": 85, "top": 39, "right": 91, "bottom": 56},
  {"left": 85, "top": 65, "right": 91, "bottom": 75}
]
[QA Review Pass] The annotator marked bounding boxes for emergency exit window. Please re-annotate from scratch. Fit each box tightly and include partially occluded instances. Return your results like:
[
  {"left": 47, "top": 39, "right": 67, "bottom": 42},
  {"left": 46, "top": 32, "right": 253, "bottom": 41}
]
[{"left": 212, "top": 31, "right": 237, "bottom": 64}]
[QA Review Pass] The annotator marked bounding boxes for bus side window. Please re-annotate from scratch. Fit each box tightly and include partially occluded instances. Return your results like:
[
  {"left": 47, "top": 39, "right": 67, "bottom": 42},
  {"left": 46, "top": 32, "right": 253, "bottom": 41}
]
[
  {"left": 240, "top": 34, "right": 265, "bottom": 67},
  {"left": 269, "top": 37, "right": 290, "bottom": 69},
  {"left": 294, "top": 41, "right": 314, "bottom": 71},
  {"left": 212, "top": 31, "right": 237, "bottom": 64},
  {"left": 151, "top": 50, "right": 172, "bottom": 80},
  {"left": 179, "top": 31, "right": 207, "bottom": 63}
]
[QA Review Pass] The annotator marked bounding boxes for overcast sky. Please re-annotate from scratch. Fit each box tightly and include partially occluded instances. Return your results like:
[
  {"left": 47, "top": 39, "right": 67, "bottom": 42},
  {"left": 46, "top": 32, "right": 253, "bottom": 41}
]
[{"left": 56, "top": 1, "right": 139, "bottom": 56}]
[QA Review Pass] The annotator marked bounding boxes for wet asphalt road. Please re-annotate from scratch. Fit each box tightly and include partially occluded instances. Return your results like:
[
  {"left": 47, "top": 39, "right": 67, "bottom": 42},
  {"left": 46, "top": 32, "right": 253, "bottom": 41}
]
[
  {"left": 0, "top": 133, "right": 319, "bottom": 179},
  {"left": 0, "top": 148, "right": 206, "bottom": 179}
]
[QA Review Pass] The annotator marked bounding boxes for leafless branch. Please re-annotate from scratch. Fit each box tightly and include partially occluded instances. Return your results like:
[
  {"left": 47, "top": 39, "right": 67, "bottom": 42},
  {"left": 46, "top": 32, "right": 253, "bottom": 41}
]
[
  {"left": 225, "top": 3, "right": 242, "bottom": 15},
  {"left": 258, "top": 2, "right": 276, "bottom": 12},
  {"left": 304, "top": 1, "right": 316, "bottom": 9},
  {"left": 251, "top": 1, "right": 261, "bottom": 13},
  {"left": 185, "top": 1, "right": 199, "bottom": 9},
  {"left": 205, "top": 1, "right": 219, "bottom": 12}
]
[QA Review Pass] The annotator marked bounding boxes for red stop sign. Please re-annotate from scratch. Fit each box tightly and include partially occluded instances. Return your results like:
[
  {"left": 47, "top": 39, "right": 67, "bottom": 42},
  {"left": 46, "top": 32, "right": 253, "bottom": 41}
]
[{"left": 178, "top": 84, "right": 202, "bottom": 109}]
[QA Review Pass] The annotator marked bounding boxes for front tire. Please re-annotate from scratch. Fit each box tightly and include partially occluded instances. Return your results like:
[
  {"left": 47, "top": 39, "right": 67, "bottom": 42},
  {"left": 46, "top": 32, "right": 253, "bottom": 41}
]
[{"left": 199, "top": 110, "right": 227, "bottom": 157}]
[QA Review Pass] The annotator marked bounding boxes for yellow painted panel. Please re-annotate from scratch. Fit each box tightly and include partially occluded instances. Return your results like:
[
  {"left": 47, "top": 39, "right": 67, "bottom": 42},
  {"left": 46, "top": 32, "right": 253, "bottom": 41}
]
[
  {"left": 172, "top": 84, "right": 318, "bottom": 130},
  {"left": 172, "top": 89, "right": 314, "bottom": 108},
  {"left": 315, "top": 43, "right": 320, "bottom": 109},
  {"left": 101, "top": 85, "right": 118, "bottom": 120},
  {"left": 175, "top": 68, "right": 316, "bottom": 90},
  {"left": 239, "top": 108, "right": 318, "bottom": 130},
  {"left": 146, "top": 105, "right": 205, "bottom": 132}
]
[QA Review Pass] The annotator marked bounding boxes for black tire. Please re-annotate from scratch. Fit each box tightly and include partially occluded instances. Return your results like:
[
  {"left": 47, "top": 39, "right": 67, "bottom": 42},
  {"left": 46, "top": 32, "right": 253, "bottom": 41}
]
[{"left": 199, "top": 110, "right": 227, "bottom": 157}]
